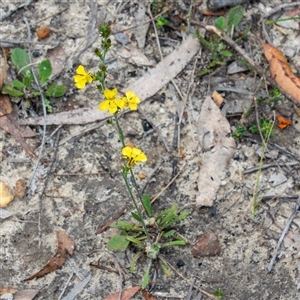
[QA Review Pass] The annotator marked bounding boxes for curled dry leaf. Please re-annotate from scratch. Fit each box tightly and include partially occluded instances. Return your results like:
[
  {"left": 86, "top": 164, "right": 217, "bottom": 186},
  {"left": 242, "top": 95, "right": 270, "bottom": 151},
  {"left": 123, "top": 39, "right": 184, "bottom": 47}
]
[
  {"left": 277, "top": 115, "right": 293, "bottom": 129},
  {"left": 104, "top": 286, "right": 141, "bottom": 300},
  {"left": 0, "top": 94, "right": 12, "bottom": 116},
  {"left": 14, "top": 179, "right": 27, "bottom": 199},
  {"left": 37, "top": 26, "right": 51, "bottom": 39},
  {"left": 263, "top": 43, "right": 300, "bottom": 105},
  {"left": 0, "top": 180, "right": 14, "bottom": 208},
  {"left": 24, "top": 230, "right": 75, "bottom": 281},
  {"left": 212, "top": 90, "right": 224, "bottom": 107}
]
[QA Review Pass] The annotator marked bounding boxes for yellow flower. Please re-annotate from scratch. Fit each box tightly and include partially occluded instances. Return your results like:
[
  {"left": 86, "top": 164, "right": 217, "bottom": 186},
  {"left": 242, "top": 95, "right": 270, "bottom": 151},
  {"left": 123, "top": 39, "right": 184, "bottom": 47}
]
[
  {"left": 124, "top": 90, "right": 141, "bottom": 110},
  {"left": 74, "top": 65, "right": 93, "bottom": 89},
  {"left": 98, "top": 88, "right": 126, "bottom": 114},
  {"left": 122, "top": 146, "right": 147, "bottom": 168}
]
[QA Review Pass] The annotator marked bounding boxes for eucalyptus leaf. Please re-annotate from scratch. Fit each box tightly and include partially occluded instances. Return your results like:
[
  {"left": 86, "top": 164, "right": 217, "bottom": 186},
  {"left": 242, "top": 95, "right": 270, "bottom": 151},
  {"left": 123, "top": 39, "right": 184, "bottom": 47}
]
[
  {"left": 38, "top": 59, "right": 52, "bottom": 85},
  {"left": 107, "top": 235, "right": 130, "bottom": 251},
  {"left": 142, "top": 194, "right": 152, "bottom": 217}
]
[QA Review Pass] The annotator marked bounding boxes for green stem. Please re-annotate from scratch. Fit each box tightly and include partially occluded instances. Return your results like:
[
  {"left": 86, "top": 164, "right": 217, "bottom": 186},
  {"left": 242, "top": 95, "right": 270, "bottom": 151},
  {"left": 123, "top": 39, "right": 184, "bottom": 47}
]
[
  {"left": 113, "top": 114, "right": 125, "bottom": 147},
  {"left": 266, "top": 16, "right": 300, "bottom": 25},
  {"left": 122, "top": 170, "right": 151, "bottom": 243}
]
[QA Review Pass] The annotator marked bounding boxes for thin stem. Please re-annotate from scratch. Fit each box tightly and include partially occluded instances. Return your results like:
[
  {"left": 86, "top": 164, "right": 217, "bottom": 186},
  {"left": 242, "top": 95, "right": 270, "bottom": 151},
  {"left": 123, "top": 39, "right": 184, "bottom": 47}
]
[
  {"left": 113, "top": 114, "right": 125, "bottom": 147},
  {"left": 122, "top": 171, "right": 151, "bottom": 243}
]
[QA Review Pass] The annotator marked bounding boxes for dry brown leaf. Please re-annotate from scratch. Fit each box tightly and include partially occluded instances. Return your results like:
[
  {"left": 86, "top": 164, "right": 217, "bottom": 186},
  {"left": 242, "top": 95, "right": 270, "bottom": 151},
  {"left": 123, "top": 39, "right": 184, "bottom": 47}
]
[
  {"left": 104, "top": 286, "right": 141, "bottom": 300},
  {"left": 0, "top": 94, "right": 12, "bottom": 116},
  {"left": 0, "top": 180, "right": 14, "bottom": 208},
  {"left": 46, "top": 46, "right": 66, "bottom": 77},
  {"left": 211, "top": 90, "right": 224, "bottom": 107},
  {"left": 263, "top": 43, "right": 300, "bottom": 105},
  {"left": 196, "top": 96, "right": 235, "bottom": 208},
  {"left": 0, "top": 47, "right": 8, "bottom": 89},
  {"left": 14, "top": 179, "right": 27, "bottom": 199},
  {"left": 18, "top": 35, "right": 200, "bottom": 126},
  {"left": 141, "top": 289, "right": 157, "bottom": 300},
  {"left": 277, "top": 115, "right": 293, "bottom": 129},
  {"left": 13, "top": 289, "right": 39, "bottom": 300},
  {"left": 24, "top": 230, "right": 75, "bottom": 281}
]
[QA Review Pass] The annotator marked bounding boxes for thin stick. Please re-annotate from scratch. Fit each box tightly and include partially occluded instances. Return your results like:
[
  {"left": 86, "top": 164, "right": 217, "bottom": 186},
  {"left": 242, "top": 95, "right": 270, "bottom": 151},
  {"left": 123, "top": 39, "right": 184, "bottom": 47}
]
[
  {"left": 95, "top": 205, "right": 127, "bottom": 235},
  {"left": 0, "top": 40, "right": 60, "bottom": 47},
  {"left": 140, "top": 158, "right": 165, "bottom": 193},
  {"left": 243, "top": 162, "right": 299, "bottom": 175},
  {"left": 205, "top": 25, "right": 300, "bottom": 107},
  {"left": 263, "top": 2, "right": 300, "bottom": 19},
  {"left": 151, "top": 162, "right": 186, "bottom": 203},
  {"left": 159, "top": 256, "right": 218, "bottom": 300},
  {"left": 0, "top": 0, "right": 34, "bottom": 22},
  {"left": 57, "top": 271, "right": 74, "bottom": 300},
  {"left": 268, "top": 197, "right": 300, "bottom": 272},
  {"left": 138, "top": 106, "right": 170, "bottom": 152}
]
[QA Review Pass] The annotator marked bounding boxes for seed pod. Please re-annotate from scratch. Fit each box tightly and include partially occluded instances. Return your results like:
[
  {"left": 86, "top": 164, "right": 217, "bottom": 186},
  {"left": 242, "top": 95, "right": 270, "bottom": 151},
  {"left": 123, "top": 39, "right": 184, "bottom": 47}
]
[{"left": 37, "top": 26, "right": 51, "bottom": 39}]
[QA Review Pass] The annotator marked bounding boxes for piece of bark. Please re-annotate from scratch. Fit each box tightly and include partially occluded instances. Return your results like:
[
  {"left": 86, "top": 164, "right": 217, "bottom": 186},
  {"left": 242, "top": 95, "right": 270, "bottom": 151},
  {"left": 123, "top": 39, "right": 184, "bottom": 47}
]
[
  {"left": 18, "top": 35, "right": 200, "bottom": 126},
  {"left": 196, "top": 96, "right": 235, "bottom": 208}
]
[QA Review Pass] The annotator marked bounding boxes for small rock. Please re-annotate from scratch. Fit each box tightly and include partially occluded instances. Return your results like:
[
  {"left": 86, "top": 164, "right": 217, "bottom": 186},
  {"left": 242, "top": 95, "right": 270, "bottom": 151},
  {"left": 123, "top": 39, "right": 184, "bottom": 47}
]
[
  {"left": 0, "top": 181, "right": 14, "bottom": 208},
  {"left": 191, "top": 232, "right": 221, "bottom": 257}
]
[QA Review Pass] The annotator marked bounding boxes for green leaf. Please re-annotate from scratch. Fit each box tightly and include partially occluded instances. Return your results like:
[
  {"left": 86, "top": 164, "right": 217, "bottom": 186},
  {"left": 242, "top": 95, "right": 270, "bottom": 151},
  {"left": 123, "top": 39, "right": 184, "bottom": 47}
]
[
  {"left": 2, "top": 84, "right": 24, "bottom": 97},
  {"left": 44, "top": 98, "right": 53, "bottom": 113},
  {"left": 110, "top": 220, "right": 143, "bottom": 232},
  {"left": 11, "top": 48, "right": 33, "bottom": 80},
  {"left": 163, "top": 229, "right": 176, "bottom": 237},
  {"left": 131, "top": 212, "right": 142, "bottom": 222},
  {"left": 142, "top": 260, "right": 152, "bottom": 289},
  {"left": 11, "top": 80, "right": 25, "bottom": 89},
  {"left": 142, "top": 194, "right": 152, "bottom": 217},
  {"left": 126, "top": 236, "right": 145, "bottom": 248},
  {"left": 38, "top": 59, "right": 52, "bottom": 86},
  {"left": 215, "top": 16, "right": 226, "bottom": 30},
  {"left": 196, "top": 32, "right": 213, "bottom": 51},
  {"left": 106, "top": 235, "right": 130, "bottom": 251},
  {"left": 45, "top": 83, "right": 67, "bottom": 98},
  {"left": 130, "top": 251, "right": 144, "bottom": 272},
  {"left": 23, "top": 75, "right": 33, "bottom": 88},
  {"left": 227, "top": 5, "right": 244, "bottom": 28},
  {"left": 158, "top": 257, "right": 171, "bottom": 277},
  {"left": 161, "top": 240, "right": 186, "bottom": 248},
  {"left": 220, "top": 50, "right": 232, "bottom": 57}
]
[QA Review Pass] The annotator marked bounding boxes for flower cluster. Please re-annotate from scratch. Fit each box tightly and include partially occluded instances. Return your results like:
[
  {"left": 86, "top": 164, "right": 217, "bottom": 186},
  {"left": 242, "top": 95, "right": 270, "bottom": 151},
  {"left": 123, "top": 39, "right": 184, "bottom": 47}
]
[
  {"left": 98, "top": 88, "right": 140, "bottom": 114},
  {"left": 73, "top": 65, "right": 93, "bottom": 89},
  {"left": 122, "top": 146, "right": 147, "bottom": 168}
]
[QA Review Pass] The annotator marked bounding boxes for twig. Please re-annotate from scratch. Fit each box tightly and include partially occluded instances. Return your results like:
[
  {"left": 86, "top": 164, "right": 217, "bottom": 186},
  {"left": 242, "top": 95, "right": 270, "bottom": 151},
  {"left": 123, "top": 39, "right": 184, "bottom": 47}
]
[
  {"left": 138, "top": 106, "right": 170, "bottom": 152},
  {"left": 22, "top": 17, "right": 50, "bottom": 248},
  {"left": 158, "top": 256, "right": 218, "bottom": 300},
  {"left": 268, "top": 197, "right": 300, "bottom": 272},
  {"left": 0, "top": 0, "right": 34, "bottom": 22},
  {"left": 262, "top": 2, "right": 300, "bottom": 19},
  {"left": 151, "top": 162, "right": 186, "bottom": 203},
  {"left": 140, "top": 158, "right": 165, "bottom": 193},
  {"left": 89, "top": 262, "right": 119, "bottom": 275},
  {"left": 261, "top": 195, "right": 300, "bottom": 202},
  {"left": 0, "top": 40, "right": 60, "bottom": 47},
  {"left": 2, "top": 7, "right": 68, "bottom": 40},
  {"left": 243, "top": 162, "right": 299, "bottom": 175},
  {"left": 95, "top": 205, "right": 127, "bottom": 235},
  {"left": 205, "top": 25, "right": 300, "bottom": 107},
  {"left": 57, "top": 271, "right": 74, "bottom": 300}
]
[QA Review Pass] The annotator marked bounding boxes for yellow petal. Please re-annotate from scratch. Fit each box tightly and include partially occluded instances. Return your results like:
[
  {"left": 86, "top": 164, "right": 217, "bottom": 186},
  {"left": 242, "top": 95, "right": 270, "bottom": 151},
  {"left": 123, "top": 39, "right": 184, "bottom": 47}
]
[
  {"left": 76, "top": 65, "right": 86, "bottom": 75},
  {"left": 98, "top": 100, "right": 109, "bottom": 111},
  {"left": 104, "top": 88, "right": 118, "bottom": 100}
]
